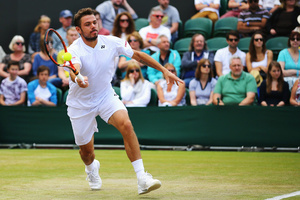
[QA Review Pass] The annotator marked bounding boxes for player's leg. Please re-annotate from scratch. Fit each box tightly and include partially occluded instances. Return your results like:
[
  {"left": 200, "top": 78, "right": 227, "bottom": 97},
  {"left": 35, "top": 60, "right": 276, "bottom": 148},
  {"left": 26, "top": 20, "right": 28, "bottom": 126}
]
[{"left": 108, "top": 109, "right": 161, "bottom": 195}]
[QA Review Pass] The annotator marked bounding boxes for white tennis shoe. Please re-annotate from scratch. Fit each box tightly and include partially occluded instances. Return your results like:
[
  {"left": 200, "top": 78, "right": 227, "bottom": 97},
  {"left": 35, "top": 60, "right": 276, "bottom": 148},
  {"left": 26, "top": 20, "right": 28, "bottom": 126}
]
[
  {"left": 86, "top": 159, "right": 102, "bottom": 190},
  {"left": 137, "top": 172, "right": 161, "bottom": 195}
]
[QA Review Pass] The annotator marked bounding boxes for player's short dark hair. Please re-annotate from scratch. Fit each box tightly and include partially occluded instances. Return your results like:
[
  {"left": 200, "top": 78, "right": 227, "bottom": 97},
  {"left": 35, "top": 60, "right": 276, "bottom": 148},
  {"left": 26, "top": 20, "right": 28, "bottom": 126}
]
[
  {"left": 74, "top": 7, "right": 95, "bottom": 28},
  {"left": 226, "top": 30, "right": 240, "bottom": 40},
  {"left": 7, "top": 60, "right": 20, "bottom": 69},
  {"left": 37, "top": 65, "right": 50, "bottom": 75}
]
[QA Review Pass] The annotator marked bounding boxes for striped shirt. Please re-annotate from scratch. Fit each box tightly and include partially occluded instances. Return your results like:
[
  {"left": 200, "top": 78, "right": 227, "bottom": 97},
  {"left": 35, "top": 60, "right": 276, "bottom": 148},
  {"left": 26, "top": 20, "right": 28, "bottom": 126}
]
[{"left": 238, "top": 8, "right": 269, "bottom": 23}]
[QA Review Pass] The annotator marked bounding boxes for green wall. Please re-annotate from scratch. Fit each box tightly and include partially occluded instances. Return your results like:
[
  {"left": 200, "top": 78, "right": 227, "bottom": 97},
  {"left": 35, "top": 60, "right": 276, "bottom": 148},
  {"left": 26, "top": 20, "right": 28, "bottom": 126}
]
[{"left": 0, "top": 106, "right": 299, "bottom": 148}]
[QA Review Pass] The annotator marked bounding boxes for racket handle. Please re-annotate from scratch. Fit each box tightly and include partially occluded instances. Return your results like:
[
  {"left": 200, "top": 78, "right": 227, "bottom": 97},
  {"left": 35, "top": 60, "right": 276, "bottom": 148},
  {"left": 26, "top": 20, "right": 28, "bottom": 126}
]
[{"left": 76, "top": 73, "right": 86, "bottom": 85}]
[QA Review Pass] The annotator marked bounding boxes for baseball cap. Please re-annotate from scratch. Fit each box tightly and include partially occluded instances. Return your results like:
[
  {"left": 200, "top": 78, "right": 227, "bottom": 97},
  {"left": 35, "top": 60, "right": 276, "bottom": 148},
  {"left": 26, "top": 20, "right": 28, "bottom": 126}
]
[{"left": 60, "top": 10, "right": 73, "bottom": 18}]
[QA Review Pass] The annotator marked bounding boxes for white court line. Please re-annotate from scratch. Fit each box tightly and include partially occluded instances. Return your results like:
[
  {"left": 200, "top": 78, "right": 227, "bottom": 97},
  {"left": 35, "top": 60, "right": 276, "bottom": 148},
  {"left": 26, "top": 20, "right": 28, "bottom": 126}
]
[{"left": 265, "top": 191, "right": 300, "bottom": 200}]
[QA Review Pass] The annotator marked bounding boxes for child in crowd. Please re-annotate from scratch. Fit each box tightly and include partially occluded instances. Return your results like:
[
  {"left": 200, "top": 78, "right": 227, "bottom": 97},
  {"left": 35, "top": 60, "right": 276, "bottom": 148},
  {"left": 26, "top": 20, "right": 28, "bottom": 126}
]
[
  {"left": 27, "top": 65, "right": 57, "bottom": 106},
  {"left": 0, "top": 61, "right": 27, "bottom": 106}
]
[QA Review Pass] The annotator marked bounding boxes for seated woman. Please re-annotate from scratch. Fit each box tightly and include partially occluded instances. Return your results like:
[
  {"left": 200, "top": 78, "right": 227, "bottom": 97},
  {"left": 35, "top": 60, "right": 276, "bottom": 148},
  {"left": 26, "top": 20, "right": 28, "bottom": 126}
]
[
  {"left": 246, "top": 31, "right": 273, "bottom": 79},
  {"left": 157, "top": 63, "right": 186, "bottom": 107},
  {"left": 277, "top": 31, "right": 300, "bottom": 89},
  {"left": 120, "top": 61, "right": 151, "bottom": 107},
  {"left": 289, "top": 77, "right": 300, "bottom": 106},
  {"left": 189, "top": 58, "right": 217, "bottom": 105},
  {"left": 112, "top": 12, "right": 135, "bottom": 40},
  {"left": 259, "top": 61, "right": 290, "bottom": 106}
]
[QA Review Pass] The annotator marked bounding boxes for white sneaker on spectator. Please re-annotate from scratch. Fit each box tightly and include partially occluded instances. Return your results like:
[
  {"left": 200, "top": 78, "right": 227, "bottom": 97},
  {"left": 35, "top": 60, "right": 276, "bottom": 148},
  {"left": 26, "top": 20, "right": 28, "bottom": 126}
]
[
  {"left": 138, "top": 172, "right": 161, "bottom": 195},
  {"left": 86, "top": 159, "right": 102, "bottom": 190}
]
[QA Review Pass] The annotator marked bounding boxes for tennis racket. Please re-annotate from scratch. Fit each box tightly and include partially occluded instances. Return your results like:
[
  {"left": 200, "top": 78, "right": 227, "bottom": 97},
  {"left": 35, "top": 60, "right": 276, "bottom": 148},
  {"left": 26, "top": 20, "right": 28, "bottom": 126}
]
[{"left": 44, "top": 28, "right": 85, "bottom": 84}]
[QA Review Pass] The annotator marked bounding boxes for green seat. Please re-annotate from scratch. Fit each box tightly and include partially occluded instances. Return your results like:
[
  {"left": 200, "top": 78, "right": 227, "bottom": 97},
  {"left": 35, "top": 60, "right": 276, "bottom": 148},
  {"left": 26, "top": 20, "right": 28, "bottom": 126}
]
[
  {"left": 206, "top": 37, "right": 228, "bottom": 52},
  {"left": 220, "top": 0, "right": 229, "bottom": 16},
  {"left": 237, "top": 37, "right": 251, "bottom": 53},
  {"left": 178, "top": 20, "right": 183, "bottom": 40},
  {"left": 185, "top": 88, "right": 191, "bottom": 106},
  {"left": 56, "top": 88, "right": 62, "bottom": 106},
  {"left": 184, "top": 18, "right": 213, "bottom": 39},
  {"left": 148, "top": 88, "right": 158, "bottom": 106},
  {"left": 134, "top": 18, "right": 149, "bottom": 31},
  {"left": 112, "top": 86, "right": 122, "bottom": 100},
  {"left": 266, "top": 36, "right": 289, "bottom": 60},
  {"left": 213, "top": 17, "right": 238, "bottom": 37},
  {"left": 62, "top": 89, "right": 69, "bottom": 105},
  {"left": 173, "top": 37, "right": 192, "bottom": 57}
]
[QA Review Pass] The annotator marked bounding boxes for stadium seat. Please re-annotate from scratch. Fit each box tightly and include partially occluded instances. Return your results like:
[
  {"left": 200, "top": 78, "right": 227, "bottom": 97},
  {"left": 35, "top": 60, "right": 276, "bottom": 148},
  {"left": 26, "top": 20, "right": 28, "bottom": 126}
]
[
  {"left": 177, "top": 20, "right": 183, "bottom": 40},
  {"left": 206, "top": 37, "right": 228, "bottom": 52},
  {"left": 56, "top": 88, "right": 63, "bottom": 106},
  {"left": 237, "top": 37, "right": 251, "bottom": 53},
  {"left": 112, "top": 86, "right": 122, "bottom": 100},
  {"left": 173, "top": 37, "right": 192, "bottom": 57},
  {"left": 185, "top": 88, "right": 191, "bottom": 106},
  {"left": 266, "top": 36, "right": 289, "bottom": 60},
  {"left": 134, "top": 18, "right": 149, "bottom": 31},
  {"left": 183, "top": 18, "right": 213, "bottom": 39},
  {"left": 62, "top": 89, "right": 68, "bottom": 105},
  {"left": 213, "top": 17, "right": 238, "bottom": 38},
  {"left": 219, "top": 0, "right": 229, "bottom": 17},
  {"left": 148, "top": 88, "right": 158, "bottom": 106}
]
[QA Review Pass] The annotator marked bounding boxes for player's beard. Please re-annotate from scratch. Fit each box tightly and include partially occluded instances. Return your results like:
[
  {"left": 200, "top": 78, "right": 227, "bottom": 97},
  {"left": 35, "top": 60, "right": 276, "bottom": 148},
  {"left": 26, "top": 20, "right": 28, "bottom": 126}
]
[{"left": 81, "top": 30, "right": 98, "bottom": 41}]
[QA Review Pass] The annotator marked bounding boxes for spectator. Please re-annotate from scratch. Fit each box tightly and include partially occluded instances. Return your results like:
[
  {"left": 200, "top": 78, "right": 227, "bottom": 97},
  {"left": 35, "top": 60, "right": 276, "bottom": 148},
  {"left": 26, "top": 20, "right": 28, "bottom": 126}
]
[
  {"left": 260, "top": 61, "right": 290, "bottom": 106},
  {"left": 93, "top": 10, "right": 110, "bottom": 35},
  {"left": 191, "top": 0, "right": 220, "bottom": 23},
  {"left": 181, "top": 33, "right": 215, "bottom": 87},
  {"left": 57, "top": 27, "right": 79, "bottom": 89},
  {"left": 0, "top": 61, "right": 27, "bottom": 106},
  {"left": 277, "top": 31, "right": 300, "bottom": 89},
  {"left": 246, "top": 31, "right": 273, "bottom": 79},
  {"left": 189, "top": 58, "right": 217, "bottom": 105},
  {"left": 152, "top": 0, "right": 181, "bottom": 43},
  {"left": 220, "top": 0, "right": 248, "bottom": 18},
  {"left": 147, "top": 35, "right": 181, "bottom": 85},
  {"left": 27, "top": 65, "right": 57, "bottom": 106},
  {"left": 112, "top": 12, "right": 135, "bottom": 40},
  {"left": 237, "top": 0, "right": 269, "bottom": 37},
  {"left": 32, "top": 36, "right": 61, "bottom": 88},
  {"left": 265, "top": 0, "right": 300, "bottom": 39},
  {"left": 0, "top": 35, "right": 32, "bottom": 83},
  {"left": 139, "top": 7, "right": 171, "bottom": 53},
  {"left": 157, "top": 63, "right": 186, "bottom": 106},
  {"left": 118, "top": 31, "right": 150, "bottom": 79},
  {"left": 214, "top": 30, "right": 246, "bottom": 77},
  {"left": 213, "top": 56, "right": 257, "bottom": 105},
  {"left": 52, "top": 10, "right": 73, "bottom": 52},
  {"left": 258, "top": 0, "right": 281, "bottom": 14},
  {"left": 289, "top": 77, "right": 300, "bottom": 106},
  {"left": 0, "top": 46, "right": 5, "bottom": 61},
  {"left": 28, "top": 15, "right": 51, "bottom": 60},
  {"left": 120, "top": 61, "right": 151, "bottom": 107},
  {"left": 96, "top": 0, "right": 138, "bottom": 32}
]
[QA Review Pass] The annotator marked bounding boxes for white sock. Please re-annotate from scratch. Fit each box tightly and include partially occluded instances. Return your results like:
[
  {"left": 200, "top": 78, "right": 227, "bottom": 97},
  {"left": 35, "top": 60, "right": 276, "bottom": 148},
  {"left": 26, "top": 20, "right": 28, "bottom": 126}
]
[
  {"left": 132, "top": 159, "right": 145, "bottom": 178},
  {"left": 85, "top": 160, "right": 95, "bottom": 172}
]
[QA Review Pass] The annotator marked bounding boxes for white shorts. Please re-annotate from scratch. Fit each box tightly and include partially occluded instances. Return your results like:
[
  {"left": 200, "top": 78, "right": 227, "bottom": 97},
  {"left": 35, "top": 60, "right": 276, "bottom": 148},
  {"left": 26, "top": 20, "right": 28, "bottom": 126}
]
[{"left": 67, "top": 90, "right": 127, "bottom": 146}]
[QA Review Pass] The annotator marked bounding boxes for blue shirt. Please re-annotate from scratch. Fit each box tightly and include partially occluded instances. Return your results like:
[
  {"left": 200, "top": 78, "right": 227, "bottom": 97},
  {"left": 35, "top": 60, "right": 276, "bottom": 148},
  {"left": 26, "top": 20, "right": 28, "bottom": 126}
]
[
  {"left": 32, "top": 53, "right": 58, "bottom": 77},
  {"left": 277, "top": 48, "right": 300, "bottom": 70}
]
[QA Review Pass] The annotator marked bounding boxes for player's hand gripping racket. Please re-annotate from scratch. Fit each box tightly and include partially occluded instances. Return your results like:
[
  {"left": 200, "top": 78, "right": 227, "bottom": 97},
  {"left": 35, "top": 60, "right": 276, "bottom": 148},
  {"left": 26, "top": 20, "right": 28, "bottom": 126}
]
[{"left": 44, "top": 28, "right": 85, "bottom": 85}]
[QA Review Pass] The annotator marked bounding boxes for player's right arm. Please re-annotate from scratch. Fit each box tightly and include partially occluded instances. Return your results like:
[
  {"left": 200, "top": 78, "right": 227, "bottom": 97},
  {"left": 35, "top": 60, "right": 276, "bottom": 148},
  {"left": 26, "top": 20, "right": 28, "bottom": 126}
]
[{"left": 69, "top": 63, "right": 89, "bottom": 88}]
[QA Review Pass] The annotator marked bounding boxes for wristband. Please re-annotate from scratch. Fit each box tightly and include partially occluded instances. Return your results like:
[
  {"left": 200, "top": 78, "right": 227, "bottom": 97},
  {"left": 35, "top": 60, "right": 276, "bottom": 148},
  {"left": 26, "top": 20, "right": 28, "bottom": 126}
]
[
  {"left": 247, "top": 21, "right": 249, "bottom": 27},
  {"left": 239, "top": 2, "right": 242, "bottom": 6},
  {"left": 297, "top": 70, "right": 299, "bottom": 77},
  {"left": 148, "top": 38, "right": 152, "bottom": 44}
]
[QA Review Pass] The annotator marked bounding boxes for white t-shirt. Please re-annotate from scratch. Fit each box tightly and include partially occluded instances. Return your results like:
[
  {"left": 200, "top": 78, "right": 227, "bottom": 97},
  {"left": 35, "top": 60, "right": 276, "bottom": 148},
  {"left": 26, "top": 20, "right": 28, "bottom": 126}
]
[
  {"left": 67, "top": 35, "right": 134, "bottom": 109},
  {"left": 194, "top": 0, "right": 220, "bottom": 16},
  {"left": 139, "top": 25, "right": 171, "bottom": 52},
  {"left": 214, "top": 46, "right": 246, "bottom": 75},
  {"left": 34, "top": 85, "right": 51, "bottom": 101},
  {"left": 258, "top": 0, "right": 281, "bottom": 9}
]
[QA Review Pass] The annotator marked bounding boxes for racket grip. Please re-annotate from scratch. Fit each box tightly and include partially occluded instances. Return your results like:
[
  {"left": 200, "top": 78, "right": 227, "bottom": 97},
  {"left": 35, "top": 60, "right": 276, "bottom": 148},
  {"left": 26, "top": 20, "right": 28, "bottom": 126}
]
[{"left": 76, "top": 73, "right": 86, "bottom": 85}]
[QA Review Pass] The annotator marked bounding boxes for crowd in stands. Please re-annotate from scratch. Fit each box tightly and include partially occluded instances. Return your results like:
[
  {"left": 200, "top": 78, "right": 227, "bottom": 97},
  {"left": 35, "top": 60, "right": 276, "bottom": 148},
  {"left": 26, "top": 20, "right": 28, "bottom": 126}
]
[{"left": 1, "top": 0, "right": 300, "bottom": 107}]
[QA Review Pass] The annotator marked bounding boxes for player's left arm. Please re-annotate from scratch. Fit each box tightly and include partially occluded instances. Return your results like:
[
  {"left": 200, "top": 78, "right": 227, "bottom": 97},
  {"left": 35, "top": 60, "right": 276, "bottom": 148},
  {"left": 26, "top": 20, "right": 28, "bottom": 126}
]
[{"left": 132, "top": 50, "right": 183, "bottom": 85}]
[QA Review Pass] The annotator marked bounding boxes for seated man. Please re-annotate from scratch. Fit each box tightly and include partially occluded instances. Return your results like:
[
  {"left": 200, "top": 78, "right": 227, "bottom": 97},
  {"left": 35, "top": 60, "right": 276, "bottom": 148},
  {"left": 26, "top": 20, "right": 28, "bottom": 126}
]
[
  {"left": 213, "top": 56, "right": 257, "bottom": 105},
  {"left": 139, "top": 7, "right": 171, "bottom": 53},
  {"left": 214, "top": 30, "right": 246, "bottom": 77},
  {"left": 147, "top": 35, "right": 181, "bottom": 85},
  {"left": 237, "top": 0, "right": 269, "bottom": 37}
]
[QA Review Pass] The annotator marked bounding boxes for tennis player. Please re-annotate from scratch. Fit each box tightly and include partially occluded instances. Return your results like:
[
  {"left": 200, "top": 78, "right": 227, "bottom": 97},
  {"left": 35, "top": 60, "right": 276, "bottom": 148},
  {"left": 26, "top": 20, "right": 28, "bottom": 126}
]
[{"left": 67, "top": 8, "right": 183, "bottom": 195}]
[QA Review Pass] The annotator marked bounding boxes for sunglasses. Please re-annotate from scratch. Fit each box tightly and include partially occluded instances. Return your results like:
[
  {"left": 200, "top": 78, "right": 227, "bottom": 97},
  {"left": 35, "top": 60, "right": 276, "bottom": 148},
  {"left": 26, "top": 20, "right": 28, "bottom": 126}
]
[
  {"left": 129, "top": 69, "right": 140, "bottom": 73},
  {"left": 128, "top": 39, "right": 138, "bottom": 43},
  {"left": 290, "top": 37, "right": 300, "bottom": 41},
  {"left": 120, "top": 19, "right": 129, "bottom": 23},
  {"left": 202, "top": 64, "right": 211, "bottom": 68},
  {"left": 16, "top": 42, "right": 24, "bottom": 46},
  {"left": 254, "top": 38, "right": 263, "bottom": 42},
  {"left": 168, "top": 69, "right": 176, "bottom": 73},
  {"left": 228, "top": 38, "right": 239, "bottom": 42},
  {"left": 153, "top": 15, "right": 164, "bottom": 19}
]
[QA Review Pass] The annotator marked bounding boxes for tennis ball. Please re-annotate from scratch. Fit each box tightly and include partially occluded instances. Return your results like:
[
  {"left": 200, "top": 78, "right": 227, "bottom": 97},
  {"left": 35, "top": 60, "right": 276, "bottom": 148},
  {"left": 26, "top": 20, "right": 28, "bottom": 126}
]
[{"left": 62, "top": 52, "right": 72, "bottom": 61}]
